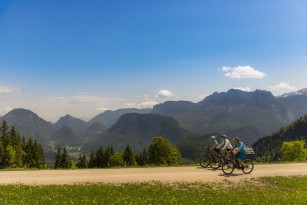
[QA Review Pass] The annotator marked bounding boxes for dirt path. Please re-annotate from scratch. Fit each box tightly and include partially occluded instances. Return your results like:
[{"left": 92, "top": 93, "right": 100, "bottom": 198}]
[{"left": 0, "top": 163, "right": 306, "bottom": 185}]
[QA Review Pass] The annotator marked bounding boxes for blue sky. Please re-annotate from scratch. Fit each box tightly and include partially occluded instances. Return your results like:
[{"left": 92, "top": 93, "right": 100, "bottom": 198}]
[{"left": 0, "top": 0, "right": 307, "bottom": 121}]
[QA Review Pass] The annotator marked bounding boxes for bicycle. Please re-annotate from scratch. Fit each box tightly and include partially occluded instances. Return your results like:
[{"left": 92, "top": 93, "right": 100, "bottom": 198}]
[
  {"left": 221, "top": 151, "right": 254, "bottom": 175},
  {"left": 199, "top": 147, "right": 222, "bottom": 169}
]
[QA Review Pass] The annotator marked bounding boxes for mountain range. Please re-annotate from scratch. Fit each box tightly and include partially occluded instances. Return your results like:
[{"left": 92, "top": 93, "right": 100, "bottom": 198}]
[
  {"left": 152, "top": 89, "right": 307, "bottom": 144},
  {"left": 1, "top": 88, "right": 307, "bottom": 157},
  {"left": 85, "top": 113, "right": 192, "bottom": 152}
]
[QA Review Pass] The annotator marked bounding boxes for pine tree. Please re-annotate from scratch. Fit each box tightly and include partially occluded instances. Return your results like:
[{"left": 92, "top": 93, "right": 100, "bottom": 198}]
[
  {"left": 54, "top": 147, "right": 62, "bottom": 169},
  {"left": 61, "top": 147, "right": 72, "bottom": 169},
  {"left": 33, "top": 139, "right": 45, "bottom": 168},
  {"left": 24, "top": 138, "right": 35, "bottom": 168},
  {"left": 136, "top": 148, "right": 148, "bottom": 166},
  {"left": 1, "top": 121, "right": 10, "bottom": 148},
  {"left": 88, "top": 150, "right": 96, "bottom": 168},
  {"left": 0, "top": 143, "right": 4, "bottom": 167},
  {"left": 21, "top": 137, "right": 26, "bottom": 150},
  {"left": 104, "top": 146, "right": 114, "bottom": 168},
  {"left": 95, "top": 147, "right": 105, "bottom": 168},
  {"left": 123, "top": 144, "right": 136, "bottom": 166},
  {"left": 0, "top": 121, "right": 45, "bottom": 169},
  {"left": 10, "top": 127, "right": 23, "bottom": 167},
  {"left": 76, "top": 153, "right": 88, "bottom": 168}
]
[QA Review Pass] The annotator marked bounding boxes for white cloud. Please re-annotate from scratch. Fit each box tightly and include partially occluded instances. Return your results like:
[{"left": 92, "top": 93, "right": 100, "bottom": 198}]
[
  {"left": 96, "top": 107, "right": 109, "bottom": 111},
  {"left": 221, "top": 66, "right": 266, "bottom": 79},
  {"left": 0, "top": 86, "right": 21, "bottom": 94},
  {"left": 268, "top": 82, "right": 298, "bottom": 92},
  {"left": 68, "top": 95, "right": 103, "bottom": 104},
  {"left": 234, "top": 87, "right": 252, "bottom": 92},
  {"left": 158, "top": 90, "right": 175, "bottom": 98},
  {"left": 126, "top": 100, "right": 158, "bottom": 109},
  {"left": 0, "top": 107, "right": 13, "bottom": 116},
  {"left": 197, "top": 94, "right": 209, "bottom": 101}
]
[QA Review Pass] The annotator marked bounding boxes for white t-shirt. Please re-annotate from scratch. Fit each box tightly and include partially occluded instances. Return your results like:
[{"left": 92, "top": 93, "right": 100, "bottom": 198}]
[{"left": 220, "top": 139, "right": 233, "bottom": 150}]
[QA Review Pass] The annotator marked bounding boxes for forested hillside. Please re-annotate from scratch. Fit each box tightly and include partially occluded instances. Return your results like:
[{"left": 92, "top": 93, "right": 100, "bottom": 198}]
[
  {"left": 0, "top": 121, "right": 45, "bottom": 168},
  {"left": 253, "top": 115, "right": 307, "bottom": 161}
]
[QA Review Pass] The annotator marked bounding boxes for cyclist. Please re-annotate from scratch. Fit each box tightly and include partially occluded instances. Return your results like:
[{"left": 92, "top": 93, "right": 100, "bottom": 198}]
[
  {"left": 209, "top": 135, "right": 220, "bottom": 155},
  {"left": 232, "top": 137, "right": 247, "bottom": 169},
  {"left": 219, "top": 135, "right": 233, "bottom": 159}
]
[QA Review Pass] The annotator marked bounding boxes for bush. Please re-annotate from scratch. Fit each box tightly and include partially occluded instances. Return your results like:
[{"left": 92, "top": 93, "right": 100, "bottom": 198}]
[
  {"left": 148, "top": 136, "right": 181, "bottom": 165},
  {"left": 280, "top": 140, "right": 307, "bottom": 161}
]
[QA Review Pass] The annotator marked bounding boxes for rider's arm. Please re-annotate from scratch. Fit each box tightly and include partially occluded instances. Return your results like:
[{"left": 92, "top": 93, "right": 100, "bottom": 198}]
[
  {"left": 211, "top": 142, "right": 217, "bottom": 149},
  {"left": 220, "top": 141, "right": 225, "bottom": 148},
  {"left": 221, "top": 140, "right": 228, "bottom": 150}
]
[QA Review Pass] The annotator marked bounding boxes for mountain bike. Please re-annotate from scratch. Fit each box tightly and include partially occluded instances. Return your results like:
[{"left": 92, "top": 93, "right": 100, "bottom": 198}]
[
  {"left": 199, "top": 147, "right": 222, "bottom": 169},
  {"left": 221, "top": 151, "right": 254, "bottom": 175}
]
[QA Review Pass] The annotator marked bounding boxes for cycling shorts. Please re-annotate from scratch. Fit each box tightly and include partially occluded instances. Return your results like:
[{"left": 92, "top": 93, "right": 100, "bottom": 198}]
[{"left": 236, "top": 151, "right": 247, "bottom": 160}]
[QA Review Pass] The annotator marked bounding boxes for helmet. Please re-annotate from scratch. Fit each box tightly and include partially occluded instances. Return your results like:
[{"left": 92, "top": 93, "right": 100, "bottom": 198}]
[
  {"left": 221, "top": 135, "right": 227, "bottom": 138},
  {"left": 210, "top": 136, "right": 216, "bottom": 140}
]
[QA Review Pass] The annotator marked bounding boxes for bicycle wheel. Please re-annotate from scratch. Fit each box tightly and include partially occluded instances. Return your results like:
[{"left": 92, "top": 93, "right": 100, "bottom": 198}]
[
  {"left": 199, "top": 155, "right": 210, "bottom": 168},
  {"left": 210, "top": 156, "right": 221, "bottom": 169},
  {"left": 242, "top": 159, "right": 254, "bottom": 174},
  {"left": 222, "top": 160, "right": 235, "bottom": 175}
]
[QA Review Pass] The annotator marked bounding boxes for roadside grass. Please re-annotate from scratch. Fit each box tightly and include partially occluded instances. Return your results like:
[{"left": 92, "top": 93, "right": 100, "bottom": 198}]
[{"left": 0, "top": 176, "right": 306, "bottom": 204}]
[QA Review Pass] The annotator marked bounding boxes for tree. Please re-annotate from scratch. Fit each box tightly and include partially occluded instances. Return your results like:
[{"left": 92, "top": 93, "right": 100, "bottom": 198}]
[
  {"left": 76, "top": 153, "right": 88, "bottom": 168},
  {"left": 33, "top": 139, "right": 45, "bottom": 168},
  {"left": 136, "top": 148, "right": 148, "bottom": 166},
  {"left": 54, "top": 147, "right": 62, "bottom": 169},
  {"left": 95, "top": 147, "right": 105, "bottom": 168},
  {"left": 281, "top": 140, "right": 307, "bottom": 161},
  {"left": 2, "top": 145, "right": 16, "bottom": 167},
  {"left": 104, "top": 146, "right": 114, "bottom": 167},
  {"left": 61, "top": 147, "right": 72, "bottom": 169},
  {"left": 10, "top": 127, "right": 24, "bottom": 167},
  {"left": 88, "top": 150, "right": 96, "bottom": 168},
  {"left": 0, "top": 121, "right": 45, "bottom": 169},
  {"left": 123, "top": 144, "right": 136, "bottom": 166},
  {"left": 24, "top": 137, "right": 35, "bottom": 168},
  {"left": 109, "top": 151, "right": 124, "bottom": 167},
  {"left": 1, "top": 121, "right": 10, "bottom": 148},
  {"left": 148, "top": 136, "right": 181, "bottom": 165}
]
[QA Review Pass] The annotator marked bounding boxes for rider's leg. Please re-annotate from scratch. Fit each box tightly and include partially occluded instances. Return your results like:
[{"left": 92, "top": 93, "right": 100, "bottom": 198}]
[
  {"left": 237, "top": 158, "right": 245, "bottom": 167},
  {"left": 225, "top": 149, "right": 231, "bottom": 160},
  {"left": 236, "top": 152, "right": 247, "bottom": 167}
]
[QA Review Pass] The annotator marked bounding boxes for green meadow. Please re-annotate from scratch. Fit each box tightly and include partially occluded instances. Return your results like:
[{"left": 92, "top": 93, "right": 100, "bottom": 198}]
[{"left": 0, "top": 176, "right": 306, "bottom": 204}]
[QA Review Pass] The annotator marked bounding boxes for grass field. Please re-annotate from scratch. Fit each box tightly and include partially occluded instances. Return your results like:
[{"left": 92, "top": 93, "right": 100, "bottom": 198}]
[{"left": 0, "top": 176, "right": 306, "bottom": 204}]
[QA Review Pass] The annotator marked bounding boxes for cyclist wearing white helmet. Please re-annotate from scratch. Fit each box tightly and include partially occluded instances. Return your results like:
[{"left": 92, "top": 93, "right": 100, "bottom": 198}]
[
  {"left": 209, "top": 135, "right": 220, "bottom": 154},
  {"left": 219, "top": 135, "right": 233, "bottom": 159},
  {"left": 220, "top": 135, "right": 233, "bottom": 151}
]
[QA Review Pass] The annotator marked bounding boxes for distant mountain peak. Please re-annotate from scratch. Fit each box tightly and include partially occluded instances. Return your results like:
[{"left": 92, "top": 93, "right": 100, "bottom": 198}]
[
  {"left": 8, "top": 108, "right": 38, "bottom": 116},
  {"left": 279, "top": 88, "right": 307, "bottom": 98},
  {"left": 202, "top": 89, "right": 274, "bottom": 106},
  {"left": 0, "top": 108, "right": 55, "bottom": 139},
  {"left": 49, "top": 126, "right": 82, "bottom": 146},
  {"left": 88, "top": 108, "right": 152, "bottom": 128},
  {"left": 55, "top": 114, "right": 88, "bottom": 132}
]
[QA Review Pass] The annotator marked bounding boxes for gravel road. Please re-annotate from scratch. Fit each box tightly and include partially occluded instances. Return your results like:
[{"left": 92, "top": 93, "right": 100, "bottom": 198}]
[{"left": 0, "top": 163, "right": 306, "bottom": 185}]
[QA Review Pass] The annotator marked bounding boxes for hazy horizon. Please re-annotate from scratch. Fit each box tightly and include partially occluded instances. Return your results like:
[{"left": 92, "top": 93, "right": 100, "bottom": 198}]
[{"left": 1, "top": 1, "right": 307, "bottom": 121}]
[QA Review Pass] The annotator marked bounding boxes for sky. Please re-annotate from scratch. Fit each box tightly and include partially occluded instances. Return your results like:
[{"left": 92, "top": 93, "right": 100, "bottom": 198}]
[{"left": 0, "top": 0, "right": 307, "bottom": 122}]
